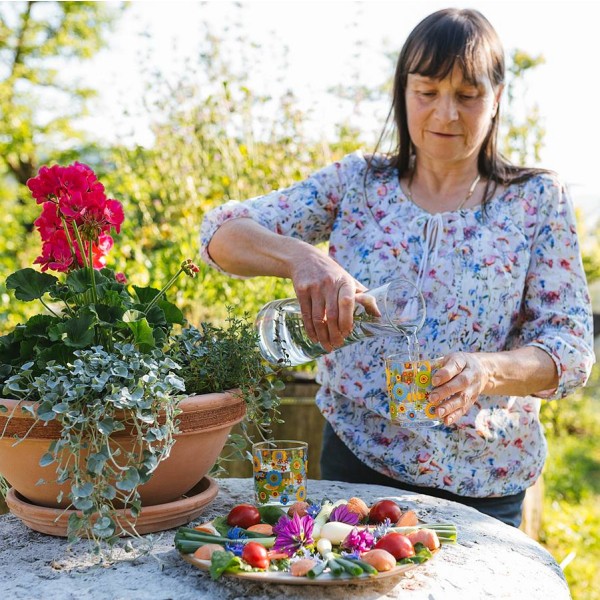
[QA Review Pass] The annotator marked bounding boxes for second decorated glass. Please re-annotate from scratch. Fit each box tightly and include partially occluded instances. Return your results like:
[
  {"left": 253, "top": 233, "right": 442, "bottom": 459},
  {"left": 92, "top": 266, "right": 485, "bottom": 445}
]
[{"left": 252, "top": 440, "right": 308, "bottom": 506}]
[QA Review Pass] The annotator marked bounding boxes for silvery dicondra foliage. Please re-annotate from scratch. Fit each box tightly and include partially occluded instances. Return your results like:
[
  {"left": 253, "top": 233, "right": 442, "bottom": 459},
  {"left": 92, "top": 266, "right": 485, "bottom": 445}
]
[{"left": 0, "top": 163, "right": 282, "bottom": 550}]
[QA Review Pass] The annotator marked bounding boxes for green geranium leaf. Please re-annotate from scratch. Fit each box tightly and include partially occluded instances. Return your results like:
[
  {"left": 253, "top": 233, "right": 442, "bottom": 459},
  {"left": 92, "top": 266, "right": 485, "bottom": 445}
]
[
  {"left": 158, "top": 300, "right": 184, "bottom": 325},
  {"left": 94, "top": 303, "right": 125, "bottom": 325},
  {"left": 48, "top": 312, "right": 96, "bottom": 349},
  {"left": 6, "top": 268, "right": 58, "bottom": 301},
  {"left": 37, "top": 344, "right": 74, "bottom": 369},
  {"left": 66, "top": 268, "right": 109, "bottom": 294},
  {"left": 132, "top": 285, "right": 161, "bottom": 304},
  {"left": 123, "top": 314, "right": 156, "bottom": 352},
  {"left": 146, "top": 305, "right": 167, "bottom": 327},
  {"left": 23, "top": 314, "right": 58, "bottom": 338}
]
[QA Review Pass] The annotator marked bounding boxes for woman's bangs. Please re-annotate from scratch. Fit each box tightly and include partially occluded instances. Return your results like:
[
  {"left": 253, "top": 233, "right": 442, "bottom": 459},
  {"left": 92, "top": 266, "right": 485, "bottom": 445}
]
[{"left": 405, "top": 37, "right": 488, "bottom": 85}]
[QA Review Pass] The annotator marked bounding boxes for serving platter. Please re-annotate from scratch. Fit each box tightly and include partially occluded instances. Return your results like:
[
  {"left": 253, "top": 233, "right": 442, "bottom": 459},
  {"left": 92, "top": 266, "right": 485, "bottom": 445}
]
[{"left": 180, "top": 551, "right": 419, "bottom": 585}]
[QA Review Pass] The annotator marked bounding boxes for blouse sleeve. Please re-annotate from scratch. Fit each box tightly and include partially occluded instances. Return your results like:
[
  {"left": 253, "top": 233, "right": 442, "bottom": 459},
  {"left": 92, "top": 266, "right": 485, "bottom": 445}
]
[
  {"left": 199, "top": 157, "right": 348, "bottom": 277},
  {"left": 517, "top": 176, "right": 595, "bottom": 399}
]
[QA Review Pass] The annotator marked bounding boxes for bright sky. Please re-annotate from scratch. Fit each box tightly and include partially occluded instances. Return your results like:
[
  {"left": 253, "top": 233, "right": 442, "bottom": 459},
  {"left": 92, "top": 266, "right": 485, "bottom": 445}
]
[{"left": 84, "top": 0, "right": 600, "bottom": 215}]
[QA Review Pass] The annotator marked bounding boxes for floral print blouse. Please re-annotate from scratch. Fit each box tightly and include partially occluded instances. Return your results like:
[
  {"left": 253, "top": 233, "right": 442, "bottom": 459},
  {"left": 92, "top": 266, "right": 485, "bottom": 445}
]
[{"left": 200, "top": 151, "right": 595, "bottom": 498}]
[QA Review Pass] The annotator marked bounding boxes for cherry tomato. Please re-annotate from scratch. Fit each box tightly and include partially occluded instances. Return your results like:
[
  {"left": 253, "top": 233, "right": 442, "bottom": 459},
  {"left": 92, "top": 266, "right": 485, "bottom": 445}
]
[
  {"left": 374, "top": 532, "right": 415, "bottom": 560},
  {"left": 241, "top": 541, "right": 269, "bottom": 569},
  {"left": 227, "top": 503, "right": 261, "bottom": 529},
  {"left": 368, "top": 499, "right": 402, "bottom": 524}
]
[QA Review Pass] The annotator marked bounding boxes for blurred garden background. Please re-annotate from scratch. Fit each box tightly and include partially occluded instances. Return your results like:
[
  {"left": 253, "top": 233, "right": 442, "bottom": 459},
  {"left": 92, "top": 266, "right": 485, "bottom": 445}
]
[{"left": 0, "top": 2, "right": 598, "bottom": 598}]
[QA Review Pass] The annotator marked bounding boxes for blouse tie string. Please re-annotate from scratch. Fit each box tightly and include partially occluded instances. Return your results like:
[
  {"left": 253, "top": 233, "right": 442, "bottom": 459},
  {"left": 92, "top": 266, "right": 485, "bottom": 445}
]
[{"left": 415, "top": 212, "right": 444, "bottom": 291}]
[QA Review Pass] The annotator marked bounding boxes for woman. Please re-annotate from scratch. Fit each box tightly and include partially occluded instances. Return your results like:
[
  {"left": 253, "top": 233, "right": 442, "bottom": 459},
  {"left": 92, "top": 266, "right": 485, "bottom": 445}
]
[{"left": 200, "top": 8, "right": 594, "bottom": 526}]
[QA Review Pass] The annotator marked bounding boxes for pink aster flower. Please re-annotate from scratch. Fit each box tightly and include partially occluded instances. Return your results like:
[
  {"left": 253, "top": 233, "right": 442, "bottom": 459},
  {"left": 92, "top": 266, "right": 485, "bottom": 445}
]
[
  {"left": 329, "top": 504, "right": 360, "bottom": 525},
  {"left": 342, "top": 527, "right": 375, "bottom": 553},
  {"left": 272, "top": 513, "right": 314, "bottom": 557}
]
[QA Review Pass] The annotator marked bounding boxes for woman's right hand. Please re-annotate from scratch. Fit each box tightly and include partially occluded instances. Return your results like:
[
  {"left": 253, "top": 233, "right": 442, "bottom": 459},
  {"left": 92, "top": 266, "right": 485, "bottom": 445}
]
[{"left": 289, "top": 249, "right": 365, "bottom": 352}]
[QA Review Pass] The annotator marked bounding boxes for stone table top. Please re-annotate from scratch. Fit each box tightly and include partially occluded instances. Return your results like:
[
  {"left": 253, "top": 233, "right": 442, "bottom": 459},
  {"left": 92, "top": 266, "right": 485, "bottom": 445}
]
[{"left": 0, "top": 478, "right": 570, "bottom": 600}]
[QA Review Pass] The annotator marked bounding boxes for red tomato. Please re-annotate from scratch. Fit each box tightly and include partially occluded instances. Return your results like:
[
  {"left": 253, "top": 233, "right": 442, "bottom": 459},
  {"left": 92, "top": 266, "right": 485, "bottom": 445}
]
[
  {"left": 227, "top": 503, "right": 261, "bottom": 529},
  {"left": 374, "top": 533, "right": 415, "bottom": 560},
  {"left": 241, "top": 542, "right": 269, "bottom": 569},
  {"left": 368, "top": 499, "right": 402, "bottom": 524}
]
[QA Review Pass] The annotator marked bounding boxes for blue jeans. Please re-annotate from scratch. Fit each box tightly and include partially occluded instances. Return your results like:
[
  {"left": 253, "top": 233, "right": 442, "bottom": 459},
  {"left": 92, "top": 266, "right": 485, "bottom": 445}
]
[{"left": 319, "top": 422, "right": 525, "bottom": 527}]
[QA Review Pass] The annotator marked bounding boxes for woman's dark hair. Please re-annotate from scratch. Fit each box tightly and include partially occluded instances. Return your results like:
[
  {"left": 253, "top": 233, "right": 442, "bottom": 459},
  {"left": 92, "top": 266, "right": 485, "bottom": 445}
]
[{"left": 369, "top": 8, "right": 548, "bottom": 202}]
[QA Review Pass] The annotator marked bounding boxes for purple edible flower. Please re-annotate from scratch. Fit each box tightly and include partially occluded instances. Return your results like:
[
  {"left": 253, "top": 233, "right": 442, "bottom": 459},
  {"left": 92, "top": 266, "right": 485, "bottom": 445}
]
[
  {"left": 329, "top": 504, "right": 360, "bottom": 525},
  {"left": 342, "top": 527, "right": 375, "bottom": 553},
  {"left": 272, "top": 513, "right": 314, "bottom": 557}
]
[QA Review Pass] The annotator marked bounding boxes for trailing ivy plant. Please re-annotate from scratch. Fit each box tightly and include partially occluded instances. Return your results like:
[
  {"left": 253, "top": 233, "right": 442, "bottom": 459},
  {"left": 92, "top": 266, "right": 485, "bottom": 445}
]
[{"left": 3, "top": 343, "right": 185, "bottom": 544}]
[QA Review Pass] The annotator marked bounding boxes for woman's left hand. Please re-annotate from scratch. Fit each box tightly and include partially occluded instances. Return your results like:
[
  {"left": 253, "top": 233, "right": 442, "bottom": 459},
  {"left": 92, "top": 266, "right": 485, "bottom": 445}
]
[{"left": 428, "top": 352, "right": 491, "bottom": 426}]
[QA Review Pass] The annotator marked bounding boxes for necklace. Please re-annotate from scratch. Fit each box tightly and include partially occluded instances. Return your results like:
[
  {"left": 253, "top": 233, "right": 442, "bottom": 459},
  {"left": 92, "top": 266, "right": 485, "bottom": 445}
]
[{"left": 406, "top": 172, "right": 482, "bottom": 211}]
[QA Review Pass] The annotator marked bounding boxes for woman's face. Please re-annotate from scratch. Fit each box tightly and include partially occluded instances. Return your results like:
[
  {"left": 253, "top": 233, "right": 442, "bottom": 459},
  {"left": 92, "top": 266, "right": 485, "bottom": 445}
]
[{"left": 405, "top": 64, "right": 502, "bottom": 167}]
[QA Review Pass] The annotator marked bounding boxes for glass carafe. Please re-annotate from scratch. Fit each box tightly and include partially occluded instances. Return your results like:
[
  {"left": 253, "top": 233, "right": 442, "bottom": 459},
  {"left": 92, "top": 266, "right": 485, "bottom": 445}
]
[{"left": 255, "top": 278, "right": 425, "bottom": 366}]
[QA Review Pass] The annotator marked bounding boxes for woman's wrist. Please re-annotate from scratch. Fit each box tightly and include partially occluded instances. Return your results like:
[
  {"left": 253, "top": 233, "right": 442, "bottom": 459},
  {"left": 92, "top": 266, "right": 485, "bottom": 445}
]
[{"left": 478, "top": 347, "right": 558, "bottom": 397}]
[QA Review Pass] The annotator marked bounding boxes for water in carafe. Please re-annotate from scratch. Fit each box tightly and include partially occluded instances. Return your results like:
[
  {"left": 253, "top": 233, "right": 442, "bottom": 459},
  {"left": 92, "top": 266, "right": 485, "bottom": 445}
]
[{"left": 255, "top": 278, "right": 425, "bottom": 366}]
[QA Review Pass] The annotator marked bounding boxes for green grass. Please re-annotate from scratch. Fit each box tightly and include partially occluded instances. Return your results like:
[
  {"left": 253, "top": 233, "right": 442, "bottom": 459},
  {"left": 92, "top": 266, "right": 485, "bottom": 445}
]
[{"left": 540, "top": 366, "right": 600, "bottom": 600}]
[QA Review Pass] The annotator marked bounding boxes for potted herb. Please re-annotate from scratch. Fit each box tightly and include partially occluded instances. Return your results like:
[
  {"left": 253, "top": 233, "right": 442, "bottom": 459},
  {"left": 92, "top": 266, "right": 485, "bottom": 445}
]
[{"left": 0, "top": 162, "right": 282, "bottom": 546}]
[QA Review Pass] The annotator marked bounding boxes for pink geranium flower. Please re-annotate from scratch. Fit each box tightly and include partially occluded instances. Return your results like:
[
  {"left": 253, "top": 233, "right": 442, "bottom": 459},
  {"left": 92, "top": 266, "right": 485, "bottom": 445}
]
[
  {"left": 26, "top": 162, "right": 124, "bottom": 273},
  {"left": 34, "top": 202, "right": 63, "bottom": 240},
  {"left": 104, "top": 199, "right": 124, "bottom": 233},
  {"left": 34, "top": 233, "right": 74, "bottom": 273},
  {"left": 27, "top": 165, "right": 63, "bottom": 202}
]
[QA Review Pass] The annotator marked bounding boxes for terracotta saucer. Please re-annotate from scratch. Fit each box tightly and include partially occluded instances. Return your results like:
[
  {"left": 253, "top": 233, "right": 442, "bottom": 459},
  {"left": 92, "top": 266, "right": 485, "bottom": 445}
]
[{"left": 5, "top": 476, "right": 219, "bottom": 537}]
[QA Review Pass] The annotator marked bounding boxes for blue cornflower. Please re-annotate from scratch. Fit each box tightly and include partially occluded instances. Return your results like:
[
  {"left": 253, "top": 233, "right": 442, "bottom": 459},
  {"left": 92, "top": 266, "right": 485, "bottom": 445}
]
[
  {"left": 306, "top": 503, "right": 321, "bottom": 518},
  {"left": 224, "top": 541, "right": 244, "bottom": 556},
  {"left": 227, "top": 526, "right": 247, "bottom": 540}
]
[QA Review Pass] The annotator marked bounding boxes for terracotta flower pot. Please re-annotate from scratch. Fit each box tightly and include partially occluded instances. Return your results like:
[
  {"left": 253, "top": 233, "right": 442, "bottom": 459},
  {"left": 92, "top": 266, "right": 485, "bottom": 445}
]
[{"left": 0, "top": 391, "right": 246, "bottom": 509}]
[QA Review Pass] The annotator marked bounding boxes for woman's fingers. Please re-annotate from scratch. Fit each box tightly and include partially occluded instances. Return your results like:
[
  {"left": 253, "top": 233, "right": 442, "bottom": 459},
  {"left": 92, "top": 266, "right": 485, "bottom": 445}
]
[
  {"left": 435, "top": 391, "right": 472, "bottom": 425},
  {"left": 431, "top": 353, "right": 467, "bottom": 387},
  {"left": 429, "top": 352, "right": 489, "bottom": 425},
  {"left": 297, "top": 278, "right": 358, "bottom": 350}
]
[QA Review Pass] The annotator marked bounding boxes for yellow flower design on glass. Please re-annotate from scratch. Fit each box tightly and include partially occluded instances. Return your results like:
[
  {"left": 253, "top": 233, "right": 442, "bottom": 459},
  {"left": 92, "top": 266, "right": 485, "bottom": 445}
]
[
  {"left": 425, "top": 402, "right": 437, "bottom": 418},
  {"left": 273, "top": 449, "right": 288, "bottom": 463},
  {"left": 296, "top": 486, "right": 306, "bottom": 501}
]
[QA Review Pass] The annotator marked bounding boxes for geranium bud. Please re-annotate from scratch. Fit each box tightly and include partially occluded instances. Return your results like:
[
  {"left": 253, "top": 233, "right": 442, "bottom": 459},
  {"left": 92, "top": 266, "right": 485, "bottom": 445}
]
[{"left": 181, "top": 259, "right": 200, "bottom": 277}]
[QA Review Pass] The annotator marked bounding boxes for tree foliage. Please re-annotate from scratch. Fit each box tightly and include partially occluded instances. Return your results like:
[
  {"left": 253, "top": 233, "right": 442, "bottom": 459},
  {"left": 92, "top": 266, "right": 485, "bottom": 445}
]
[
  {"left": 501, "top": 49, "right": 547, "bottom": 166},
  {"left": 0, "top": 1, "right": 122, "bottom": 185}
]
